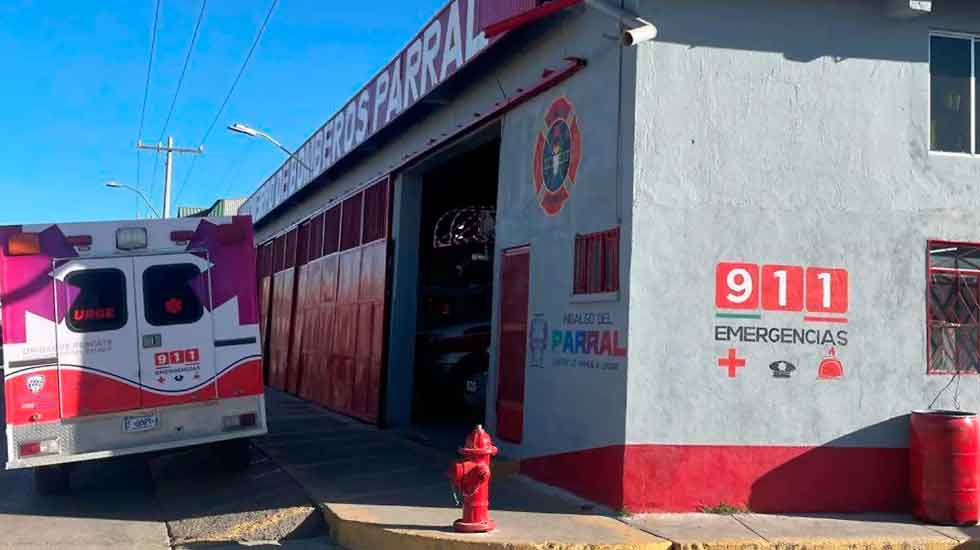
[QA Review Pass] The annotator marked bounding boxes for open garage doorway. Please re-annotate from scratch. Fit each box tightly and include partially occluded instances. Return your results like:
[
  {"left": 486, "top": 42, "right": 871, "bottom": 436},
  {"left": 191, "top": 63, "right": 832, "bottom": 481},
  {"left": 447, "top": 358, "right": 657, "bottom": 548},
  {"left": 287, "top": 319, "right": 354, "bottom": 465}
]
[{"left": 410, "top": 137, "right": 501, "bottom": 437}]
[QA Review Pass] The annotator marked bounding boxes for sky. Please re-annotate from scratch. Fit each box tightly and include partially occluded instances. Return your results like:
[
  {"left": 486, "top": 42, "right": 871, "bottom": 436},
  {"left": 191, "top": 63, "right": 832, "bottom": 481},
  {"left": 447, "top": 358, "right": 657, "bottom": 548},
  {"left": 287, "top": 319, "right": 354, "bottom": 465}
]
[{"left": 0, "top": 0, "right": 446, "bottom": 224}]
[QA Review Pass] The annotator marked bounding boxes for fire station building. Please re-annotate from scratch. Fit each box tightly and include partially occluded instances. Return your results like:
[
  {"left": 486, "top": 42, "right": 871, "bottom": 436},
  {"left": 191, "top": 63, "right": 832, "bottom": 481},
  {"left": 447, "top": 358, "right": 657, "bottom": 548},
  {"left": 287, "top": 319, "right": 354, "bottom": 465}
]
[{"left": 241, "top": 0, "right": 980, "bottom": 513}]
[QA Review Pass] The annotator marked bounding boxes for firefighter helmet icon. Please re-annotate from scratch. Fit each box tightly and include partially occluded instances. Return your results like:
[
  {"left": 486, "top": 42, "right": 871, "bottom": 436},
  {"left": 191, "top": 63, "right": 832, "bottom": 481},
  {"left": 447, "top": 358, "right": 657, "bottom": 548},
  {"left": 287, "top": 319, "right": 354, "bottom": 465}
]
[
  {"left": 817, "top": 348, "right": 844, "bottom": 380},
  {"left": 533, "top": 96, "right": 582, "bottom": 216},
  {"left": 26, "top": 375, "right": 45, "bottom": 394}
]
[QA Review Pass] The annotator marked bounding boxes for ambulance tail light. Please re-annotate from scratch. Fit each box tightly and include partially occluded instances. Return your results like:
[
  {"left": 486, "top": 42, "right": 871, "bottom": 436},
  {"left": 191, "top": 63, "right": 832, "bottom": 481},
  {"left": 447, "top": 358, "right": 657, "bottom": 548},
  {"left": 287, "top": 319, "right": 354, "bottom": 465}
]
[
  {"left": 222, "top": 412, "right": 257, "bottom": 431},
  {"left": 18, "top": 439, "right": 59, "bottom": 458},
  {"left": 116, "top": 227, "right": 148, "bottom": 250},
  {"left": 67, "top": 235, "right": 93, "bottom": 251},
  {"left": 8, "top": 232, "right": 40, "bottom": 256}
]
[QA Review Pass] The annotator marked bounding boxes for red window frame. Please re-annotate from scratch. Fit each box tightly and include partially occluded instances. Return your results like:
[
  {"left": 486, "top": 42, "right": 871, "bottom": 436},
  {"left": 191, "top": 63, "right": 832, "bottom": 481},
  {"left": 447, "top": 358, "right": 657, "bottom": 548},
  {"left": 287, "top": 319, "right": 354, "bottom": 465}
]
[
  {"left": 927, "top": 240, "right": 980, "bottom": 374},
  {"left": 573, "top": 227, "right": 620, "bottom": 295}
]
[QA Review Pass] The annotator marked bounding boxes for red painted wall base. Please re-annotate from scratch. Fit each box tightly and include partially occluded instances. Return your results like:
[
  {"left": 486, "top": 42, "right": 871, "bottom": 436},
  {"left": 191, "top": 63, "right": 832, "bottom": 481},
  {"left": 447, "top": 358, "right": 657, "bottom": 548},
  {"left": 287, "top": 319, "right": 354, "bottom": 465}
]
[{"left": 521, "top": 444, "right": 909, "bottom": 513}]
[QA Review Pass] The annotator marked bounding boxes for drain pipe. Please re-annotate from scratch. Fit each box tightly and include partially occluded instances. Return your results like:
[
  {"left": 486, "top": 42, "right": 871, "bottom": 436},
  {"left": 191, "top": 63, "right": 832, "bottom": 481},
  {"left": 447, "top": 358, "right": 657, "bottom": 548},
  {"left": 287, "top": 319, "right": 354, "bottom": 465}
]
[{"left": 583, "top": 0, "right": 658, "bottom": 46}]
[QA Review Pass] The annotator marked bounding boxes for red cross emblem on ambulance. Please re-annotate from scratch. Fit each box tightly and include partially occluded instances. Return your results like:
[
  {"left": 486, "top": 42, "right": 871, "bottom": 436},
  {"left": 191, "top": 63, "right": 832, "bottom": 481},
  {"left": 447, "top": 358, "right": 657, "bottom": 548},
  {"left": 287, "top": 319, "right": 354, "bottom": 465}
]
[{"left": 533, "top": 96, "right": 582, "bottom": 216}]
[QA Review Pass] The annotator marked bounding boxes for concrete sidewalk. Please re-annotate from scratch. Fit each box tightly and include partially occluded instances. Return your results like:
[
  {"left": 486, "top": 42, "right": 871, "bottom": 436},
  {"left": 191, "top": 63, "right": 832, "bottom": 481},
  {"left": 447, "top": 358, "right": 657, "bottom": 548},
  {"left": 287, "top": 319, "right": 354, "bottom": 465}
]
[{"left": 256, "top": 389, "right": 980, "bottom": 550}]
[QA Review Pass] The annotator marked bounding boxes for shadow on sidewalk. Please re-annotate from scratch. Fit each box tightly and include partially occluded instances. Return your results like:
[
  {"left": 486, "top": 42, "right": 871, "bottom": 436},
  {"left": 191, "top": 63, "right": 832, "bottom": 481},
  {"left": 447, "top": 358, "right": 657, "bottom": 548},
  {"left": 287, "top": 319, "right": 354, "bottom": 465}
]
[{"left": 257, "top": 388, "right": 608, "bottom": 520}]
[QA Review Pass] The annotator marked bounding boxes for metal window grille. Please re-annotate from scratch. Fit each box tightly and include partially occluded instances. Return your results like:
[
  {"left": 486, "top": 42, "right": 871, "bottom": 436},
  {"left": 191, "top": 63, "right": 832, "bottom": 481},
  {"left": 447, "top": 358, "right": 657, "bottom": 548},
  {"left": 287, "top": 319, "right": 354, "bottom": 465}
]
[
  {"left": 928, "top": 241, "right": 980, "bottom": 374},
  {"left": 573, "top": 227, "right": 619, "bottom": 295}
]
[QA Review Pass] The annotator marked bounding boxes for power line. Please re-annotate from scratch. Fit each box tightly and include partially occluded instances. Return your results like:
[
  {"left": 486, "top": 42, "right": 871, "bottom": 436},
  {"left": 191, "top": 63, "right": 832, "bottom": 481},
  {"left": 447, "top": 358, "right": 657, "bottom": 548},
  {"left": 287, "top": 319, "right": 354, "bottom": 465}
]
[
  {"left": 157, "top": 0, "right": 207, "bottom": 142},
  {"left": 174, "top": 0, "right": 278, "bottom": 206},
  {"left": 136, "top": 0, "right": 162, "bottom": 217},
  {"left": 217, "top": 139, "right": 256, "bottom": 198}
]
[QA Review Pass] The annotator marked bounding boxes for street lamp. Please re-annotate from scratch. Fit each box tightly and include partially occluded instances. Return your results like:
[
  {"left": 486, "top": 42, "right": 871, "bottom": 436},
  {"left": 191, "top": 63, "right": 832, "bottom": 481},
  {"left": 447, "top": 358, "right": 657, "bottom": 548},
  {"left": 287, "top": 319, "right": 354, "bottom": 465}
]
[
  {"left": 228, "top": 122, "right": 312, "bottom": 171},
  {"left": 105, "top": 181, "right": 161, "bottom": 218}
]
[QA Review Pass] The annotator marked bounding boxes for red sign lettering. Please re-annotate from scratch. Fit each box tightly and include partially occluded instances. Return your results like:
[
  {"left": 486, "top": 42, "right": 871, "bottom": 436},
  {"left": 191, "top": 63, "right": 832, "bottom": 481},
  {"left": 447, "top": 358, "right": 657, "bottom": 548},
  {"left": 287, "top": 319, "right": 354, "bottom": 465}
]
[
  {"left": 761, "top": 265, "right": 804, "bottom": 312},
  {"left": 156, "top": 348, "right": 201, "bottom": 368},
  {"left": 72, "top": 307, "right": 116, "bottom": 322},
  {"left": 716, "top": 262, "right": 849, "bottom": 315},
  {"left": 715, "top": 263, "right": 760, "bottom": 310},
  {"left": 805, "top": 268, "right": 849, "bottom": 314}
]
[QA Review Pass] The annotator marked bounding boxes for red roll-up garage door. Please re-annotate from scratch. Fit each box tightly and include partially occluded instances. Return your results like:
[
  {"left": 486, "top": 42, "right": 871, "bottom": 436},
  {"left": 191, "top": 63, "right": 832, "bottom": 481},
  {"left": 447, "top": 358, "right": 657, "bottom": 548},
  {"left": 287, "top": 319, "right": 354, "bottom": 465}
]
[
  {"left": 283, "top": 177, "right": 391, "bottom": 424},
  {"left": 257, "top": 241, "right": 274, "bottom": 382},
  {"left": 268, "top": 229, "right": 298, "bottom": 391},
  {"left": 286, "top": 221, "right": 311, "bottom": 395}
]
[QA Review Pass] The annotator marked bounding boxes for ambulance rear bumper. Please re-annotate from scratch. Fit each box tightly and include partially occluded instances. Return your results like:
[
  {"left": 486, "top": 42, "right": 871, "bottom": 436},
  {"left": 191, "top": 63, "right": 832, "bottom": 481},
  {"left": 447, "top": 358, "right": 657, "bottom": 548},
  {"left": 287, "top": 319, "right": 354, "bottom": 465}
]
[{"left": 5, "top": 394, "right": 267, "bottom": 469}]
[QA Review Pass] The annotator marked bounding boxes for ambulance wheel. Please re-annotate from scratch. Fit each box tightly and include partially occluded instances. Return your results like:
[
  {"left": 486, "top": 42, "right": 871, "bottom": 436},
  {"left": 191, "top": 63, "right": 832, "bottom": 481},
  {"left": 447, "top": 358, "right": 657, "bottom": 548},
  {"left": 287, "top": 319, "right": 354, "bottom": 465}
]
[
  {"left": 215, "top": 438, "right": 251, "bottom": 472},
  {"left": 34, "top": 465, "right": 70, "bottom": 495}
]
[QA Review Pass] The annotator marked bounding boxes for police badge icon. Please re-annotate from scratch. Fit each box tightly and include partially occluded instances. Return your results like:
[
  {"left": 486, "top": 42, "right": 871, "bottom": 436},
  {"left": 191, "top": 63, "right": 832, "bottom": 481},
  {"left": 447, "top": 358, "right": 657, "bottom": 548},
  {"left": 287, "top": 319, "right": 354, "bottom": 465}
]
[
  {"left": 769, "top": 361, "right": 796, "bottom": 379},
  {"left": 533, "top": 96, "right": 582, "bottom": 216}
]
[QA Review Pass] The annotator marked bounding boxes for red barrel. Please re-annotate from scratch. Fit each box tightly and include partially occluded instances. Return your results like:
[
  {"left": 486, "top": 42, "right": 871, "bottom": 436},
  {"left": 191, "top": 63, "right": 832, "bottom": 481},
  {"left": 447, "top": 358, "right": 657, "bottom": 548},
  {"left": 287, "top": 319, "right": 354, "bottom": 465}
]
[{"left": 910, "top": 410, "right": 979, "bottom": 525}]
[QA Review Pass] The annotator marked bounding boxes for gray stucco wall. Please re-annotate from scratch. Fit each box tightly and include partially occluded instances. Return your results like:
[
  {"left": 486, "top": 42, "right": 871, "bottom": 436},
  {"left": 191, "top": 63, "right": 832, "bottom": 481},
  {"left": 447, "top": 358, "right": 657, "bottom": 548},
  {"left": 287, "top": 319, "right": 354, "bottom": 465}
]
[
  {"left": 627, "top": 0, "right": 980, "bottom": 448},
  {"left": 490, "top": 8, "right": 636, "bottom": 459},
  {"left": 251, "top": 3, "right": 638, "bottom": 459}
]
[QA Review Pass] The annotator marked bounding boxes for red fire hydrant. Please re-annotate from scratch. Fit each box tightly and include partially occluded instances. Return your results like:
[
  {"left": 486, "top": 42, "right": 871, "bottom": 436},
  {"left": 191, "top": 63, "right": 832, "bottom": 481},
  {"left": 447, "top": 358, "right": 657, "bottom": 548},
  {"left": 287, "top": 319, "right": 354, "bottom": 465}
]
[{"left": 449, "top": 425, "right": 498, "bottom": 533}]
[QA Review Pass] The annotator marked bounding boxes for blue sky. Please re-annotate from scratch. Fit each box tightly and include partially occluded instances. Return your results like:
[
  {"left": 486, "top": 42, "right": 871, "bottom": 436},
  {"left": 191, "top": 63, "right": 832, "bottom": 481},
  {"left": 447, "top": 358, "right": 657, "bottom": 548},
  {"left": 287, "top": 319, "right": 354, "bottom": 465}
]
[{"left": 0, "top": 0, "right": 445, "bottom": 224}]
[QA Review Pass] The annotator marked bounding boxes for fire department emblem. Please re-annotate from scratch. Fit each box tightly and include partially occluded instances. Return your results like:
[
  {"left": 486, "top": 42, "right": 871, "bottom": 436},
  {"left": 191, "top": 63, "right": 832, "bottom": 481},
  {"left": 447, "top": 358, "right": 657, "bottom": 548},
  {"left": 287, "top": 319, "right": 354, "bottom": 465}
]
[
  {"left": 26, "top": 375, "right": 45, "bottom": 394},
  {"left": 533, "top": 96, "right": 582, "bottom": 216}
]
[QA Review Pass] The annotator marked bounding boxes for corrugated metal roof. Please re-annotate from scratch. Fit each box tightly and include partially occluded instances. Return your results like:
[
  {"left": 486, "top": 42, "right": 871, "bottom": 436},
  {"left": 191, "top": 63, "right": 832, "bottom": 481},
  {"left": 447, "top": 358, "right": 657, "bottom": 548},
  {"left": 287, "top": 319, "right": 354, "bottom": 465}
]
[{"left": 178, "top": 198, "right": 246, "bottom": 218}]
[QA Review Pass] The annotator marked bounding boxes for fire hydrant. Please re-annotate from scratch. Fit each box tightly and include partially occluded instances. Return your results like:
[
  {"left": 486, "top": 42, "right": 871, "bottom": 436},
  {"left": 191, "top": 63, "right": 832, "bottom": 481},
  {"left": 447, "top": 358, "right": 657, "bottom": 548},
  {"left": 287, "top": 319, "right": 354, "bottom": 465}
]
[{"left": 449, "top": 425, "right": 498, "bottom": 533}]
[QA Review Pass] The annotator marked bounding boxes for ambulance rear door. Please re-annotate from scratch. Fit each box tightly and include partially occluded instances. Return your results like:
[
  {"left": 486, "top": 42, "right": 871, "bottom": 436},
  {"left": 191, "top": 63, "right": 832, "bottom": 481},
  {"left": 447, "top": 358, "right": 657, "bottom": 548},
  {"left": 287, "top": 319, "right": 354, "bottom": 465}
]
[
  {"left": 133, "top": 253, "right": 217, "bottom": 407},
  {"left": 54, "top": 257, "right": 142, "bottom": 418}
]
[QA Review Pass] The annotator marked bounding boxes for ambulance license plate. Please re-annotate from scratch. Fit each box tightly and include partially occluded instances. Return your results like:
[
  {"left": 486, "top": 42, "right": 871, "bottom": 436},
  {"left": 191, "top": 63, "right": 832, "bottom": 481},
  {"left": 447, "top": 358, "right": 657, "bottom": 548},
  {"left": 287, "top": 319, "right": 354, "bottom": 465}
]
[{"left": 123, "top": 414, "right": 159, "bottom": 433}]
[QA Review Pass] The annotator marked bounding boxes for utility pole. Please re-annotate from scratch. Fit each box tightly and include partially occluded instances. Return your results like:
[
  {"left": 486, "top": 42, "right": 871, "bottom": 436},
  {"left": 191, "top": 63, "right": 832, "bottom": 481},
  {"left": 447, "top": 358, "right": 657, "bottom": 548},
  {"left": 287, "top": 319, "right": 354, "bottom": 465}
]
[{"left": 137, "top": 137, "right": 204, "bottom": 218}]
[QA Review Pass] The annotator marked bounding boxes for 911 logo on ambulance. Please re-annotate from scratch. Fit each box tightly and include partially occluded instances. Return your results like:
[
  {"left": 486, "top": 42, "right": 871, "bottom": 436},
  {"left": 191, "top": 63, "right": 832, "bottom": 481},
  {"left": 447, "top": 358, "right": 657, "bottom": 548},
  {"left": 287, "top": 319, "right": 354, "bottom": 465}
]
[{"left": 154, "top": 348, "right": 201, "bottom": 368}]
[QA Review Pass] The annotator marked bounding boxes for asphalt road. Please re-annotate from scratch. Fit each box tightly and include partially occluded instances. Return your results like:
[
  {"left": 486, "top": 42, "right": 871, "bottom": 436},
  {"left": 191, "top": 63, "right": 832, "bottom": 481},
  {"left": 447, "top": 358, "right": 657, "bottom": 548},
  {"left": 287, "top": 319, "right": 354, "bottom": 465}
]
[{"left": 0, "top": 387, "right": 339, "bottom": 549}]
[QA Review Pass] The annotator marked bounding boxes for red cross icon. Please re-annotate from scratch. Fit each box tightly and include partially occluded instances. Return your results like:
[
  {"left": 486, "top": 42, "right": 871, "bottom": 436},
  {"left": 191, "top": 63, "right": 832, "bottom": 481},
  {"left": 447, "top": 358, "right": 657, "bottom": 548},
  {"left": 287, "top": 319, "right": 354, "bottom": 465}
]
[
  {"left": 165, "top": 297, "right": 184, "bottom": 315},
  {"left": 718, "top": 348, "right": 746, "bottom": 378}
]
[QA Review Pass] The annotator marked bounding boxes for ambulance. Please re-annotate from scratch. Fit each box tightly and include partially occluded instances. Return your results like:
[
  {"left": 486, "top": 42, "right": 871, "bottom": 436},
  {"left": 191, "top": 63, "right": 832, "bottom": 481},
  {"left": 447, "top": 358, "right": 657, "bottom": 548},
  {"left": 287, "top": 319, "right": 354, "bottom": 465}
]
[{"left": 0, "top": 216, "right": 266, "bottom": 493}]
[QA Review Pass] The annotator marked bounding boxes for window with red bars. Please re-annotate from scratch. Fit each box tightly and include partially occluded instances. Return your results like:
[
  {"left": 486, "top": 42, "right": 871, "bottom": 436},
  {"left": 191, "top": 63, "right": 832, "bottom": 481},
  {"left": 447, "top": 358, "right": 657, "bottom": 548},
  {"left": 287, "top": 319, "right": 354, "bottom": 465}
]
[
  {"left": 362, "top": 179, "right": 389, "bottom": 244},
  {"left": 272, "top": 235, "right": 286, "bottom": 273},
  {"left": 323, "top": 206, "right": 341, "bottom": 256},
  {"left": 284, "top": 227, "right": 298, "bottom": 269},
  {"left": 340, "top": 192, "right": 363, "bottom": 251},
  {"left": 573, "top": 227, "right": 619, "bottom": 295},
  {"left": 296, "top": 221, "right": 311, "bottom": 266},
  {"left": 309, "top": 211, "right": 325, "bottom": 261},
  {"left": 928, "top": 241, "right": 980, "bottom": 374},
  {"left": 258, "top": 242, "right": 273, "bottom": 278}
]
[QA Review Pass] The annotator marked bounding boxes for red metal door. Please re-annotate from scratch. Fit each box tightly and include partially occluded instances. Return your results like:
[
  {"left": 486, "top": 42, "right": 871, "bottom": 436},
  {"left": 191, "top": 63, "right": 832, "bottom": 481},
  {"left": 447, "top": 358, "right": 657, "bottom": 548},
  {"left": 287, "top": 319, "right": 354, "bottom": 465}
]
[
  {"left": 286, "top": 222, "right": 311, "bottom": 395},
  {"left": 497, "top": 245, "right": 531, "bottom": 443}
]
